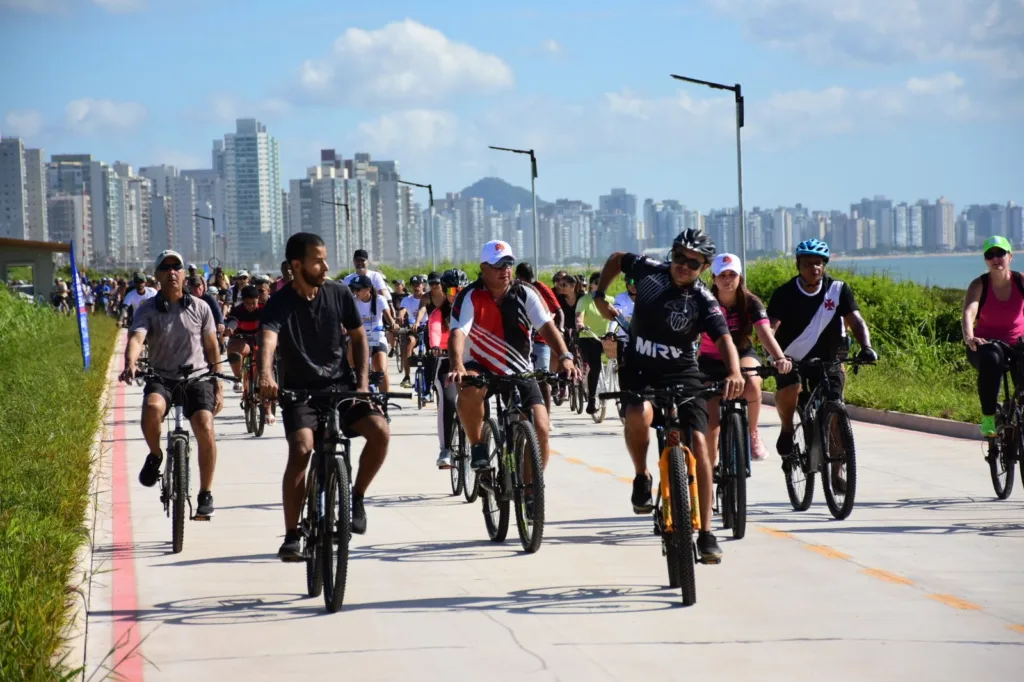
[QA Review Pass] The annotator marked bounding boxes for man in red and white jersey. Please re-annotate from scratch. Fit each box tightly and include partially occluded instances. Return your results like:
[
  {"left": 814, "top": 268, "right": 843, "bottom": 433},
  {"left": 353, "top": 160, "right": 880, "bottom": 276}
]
[{"left": 448, "top": 240, "right": 579, "bottom": 478}]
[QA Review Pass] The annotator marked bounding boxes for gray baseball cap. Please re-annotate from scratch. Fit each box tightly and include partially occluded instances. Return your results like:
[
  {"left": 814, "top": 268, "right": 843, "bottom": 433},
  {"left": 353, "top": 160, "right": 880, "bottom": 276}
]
[{"left": 154, "top": 249, "right": 184, "bottom": 270}]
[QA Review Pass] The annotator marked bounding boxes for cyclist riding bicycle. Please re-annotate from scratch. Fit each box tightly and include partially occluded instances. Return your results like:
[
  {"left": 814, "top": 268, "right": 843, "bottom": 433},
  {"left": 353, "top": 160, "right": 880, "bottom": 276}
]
[
  {"left": 343, "top": 248, "right": 393, "bottom": 305},
  {"left": 399, "top": 274, "right": 428, "bottom": 388},
  {"left": 767, "top": 238, "right": 878, "bottom": 456},
  {"left": 187, "top": 274, "right": 225, "bottom": 343},
  {"left": 962, "top": 235, "right": 1024, "bottom": 437},
  {"left": 515, "top": 262, "right": 563, "bottom": 412},
  {"left": 349, "top": 274, "right": 394, "bottom": 394},
  {"left": 120, "top": 249, "right": 224, "bottom": 519},
  {"left": 698, "top": 253, "right": 793, "bottom": 462},
  {"left": 610, "top": 275, "right": 636, "bottom": 339},
  {"left": 593, "top": 228, "right": 744, "bottom": 561},
  {"left": 448, "top": 240, "right": 580, "bottom": 476},
  {"left": 225, "top": 285, "right": 262, "bottom": 393},
  {"left": 259, "top": 233, "right": 392, "bottom": 558},
  {"left": 121, "top": 272, "right": 157, "bottom": 326},
  {"left": 432, "top": 269, "right": 471, "bottom": 468},
  {"left": 575, "top": 272, "right": 613, "bottom": 415}
]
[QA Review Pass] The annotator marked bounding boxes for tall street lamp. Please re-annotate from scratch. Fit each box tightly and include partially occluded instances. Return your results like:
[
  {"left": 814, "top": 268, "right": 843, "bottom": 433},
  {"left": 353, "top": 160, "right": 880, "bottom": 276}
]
[
  {"left": 489, "top": 145, "right": 539, "bottom": 268},
  {"left": 397, "top": 179, "right": 434, "bottom": 269},
  {"left": 670, "top": 73, "right": 746, "bottom": 266},
  {"left": 194, "top": 212, "right": 217, "bottom": 267},
  {"left": 320, "top": 199, "right": 350, "bottom": 222}
]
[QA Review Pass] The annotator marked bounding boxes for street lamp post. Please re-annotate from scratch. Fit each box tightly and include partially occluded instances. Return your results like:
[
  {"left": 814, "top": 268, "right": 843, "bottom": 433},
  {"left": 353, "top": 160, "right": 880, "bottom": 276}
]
[
  {"left": 194, "top": 212, "right": 216, "bottom": 267},
  {"left": 320, "top": 199, "right": 351, "bottom": 265},
  {"left": 489, "top": 146, "right": 539, "bottom": 268},
  {"left": 670, "top": 74, "right": 746, "bottom": 267},
  {"left": 397, "top": 179, "right": 434, "bottom": 269}
]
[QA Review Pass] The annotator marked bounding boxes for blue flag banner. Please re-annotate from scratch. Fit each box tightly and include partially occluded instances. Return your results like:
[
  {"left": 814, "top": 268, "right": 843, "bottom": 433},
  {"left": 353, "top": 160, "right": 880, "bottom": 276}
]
[
  {"left": 204, "top": 264, "right": 211, "bottom": 280},
  {"left": 69, "top": 241, "right": 91, "bottom": 370}
]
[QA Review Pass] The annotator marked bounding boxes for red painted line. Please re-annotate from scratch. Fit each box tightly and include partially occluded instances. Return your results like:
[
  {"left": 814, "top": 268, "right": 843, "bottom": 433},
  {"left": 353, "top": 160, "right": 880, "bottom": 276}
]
[{"left": 111, "top": 378, "right": 145, "bottom": 681}]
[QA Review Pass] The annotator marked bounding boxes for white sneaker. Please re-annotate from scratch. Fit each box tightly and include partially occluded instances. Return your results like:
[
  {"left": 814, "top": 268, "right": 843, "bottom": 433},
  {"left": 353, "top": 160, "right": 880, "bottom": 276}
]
[
  {"left": 751, "top": 431, "right": 770, "bottom": 461},
  {"left": 436, "top": 449, "right": 453, "bottom": 469},
  {"left": 232, "top": 382, "right": 242, "bottom": 393}
]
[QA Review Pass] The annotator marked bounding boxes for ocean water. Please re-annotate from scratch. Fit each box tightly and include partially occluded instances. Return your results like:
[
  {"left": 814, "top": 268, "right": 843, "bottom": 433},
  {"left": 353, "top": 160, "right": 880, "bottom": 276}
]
[{"left": 828, "top": 254, "right": 983, "bottom": 290}]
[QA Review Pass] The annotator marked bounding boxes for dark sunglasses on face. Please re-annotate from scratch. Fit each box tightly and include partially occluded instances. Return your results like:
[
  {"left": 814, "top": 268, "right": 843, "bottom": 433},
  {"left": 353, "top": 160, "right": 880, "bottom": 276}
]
[
  {"left": 445, "top": 287, "right": 461, "bottom": 296},
  {"left": 986, "top": 248, "right": 1008, "bottom": 260},
  {"left": 157, "top": 262, "right": 183, "bottom": 272},
  {"left": 670, "top": 252, "right": 704, "bottom": 271}
]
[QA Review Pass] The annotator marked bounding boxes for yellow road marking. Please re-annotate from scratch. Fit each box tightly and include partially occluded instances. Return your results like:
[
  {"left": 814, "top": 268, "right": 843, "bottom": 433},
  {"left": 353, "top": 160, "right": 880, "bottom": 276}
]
[
  {"left": 1008, "top": 624, "right": 1024, "bottom": 634},
  {"left": 758, "top": 527, "right": 795, "bottom": 539},
  {"left": 550, "top": 448, "right": 562, "bottom": 456},
  {"left": 804, "top": 544, "right": 851, "bottom": 560},
  {"left": 565, "top": 457, "right": 586, "bottom": 465},
  {"left": 589, "top": 466, "right": 613, "bottom": 475},
  {"left": 617, "top": 476, "right": 633, "bottom": 484},
  {"left": 927, "top": 594, "right": 982, "bottom": 611},
  {"left": 861, "top": 568, "right": 914, "bottom": 585}
]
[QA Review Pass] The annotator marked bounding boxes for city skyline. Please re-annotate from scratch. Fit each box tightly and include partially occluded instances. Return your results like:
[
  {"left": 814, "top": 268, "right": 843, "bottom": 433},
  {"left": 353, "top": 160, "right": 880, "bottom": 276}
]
[{"left": 2, "top": 1, "right": 1021, "bottom": 212}]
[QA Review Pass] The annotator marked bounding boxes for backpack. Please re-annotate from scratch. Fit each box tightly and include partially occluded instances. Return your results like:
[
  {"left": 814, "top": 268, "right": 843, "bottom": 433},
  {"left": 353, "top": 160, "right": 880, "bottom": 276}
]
[{"left": 978, "top": 272, "right": 1024, "bottom": 312}]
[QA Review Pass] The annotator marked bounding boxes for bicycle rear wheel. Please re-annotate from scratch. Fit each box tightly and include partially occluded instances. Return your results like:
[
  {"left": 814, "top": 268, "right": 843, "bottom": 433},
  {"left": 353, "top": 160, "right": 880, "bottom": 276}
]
[
  {"left": 321, "top": 456, "right": 351, "bottom": 613},
  {"left": 450, "top": 421, "right": 464, "bottom": 496},
  {"left": 784, "top": 414, "right": 816, "bottom": 511},
  {"left": 303, "top": 463, "right": 323, "bottom": 597},
  {"left": 170, "top": 438, "right": 187, "bottom": 554},
  {"left": 512, "top": 421, "right": 545, "bottom": 553},
  {"left": 721, "top": 412, "right": 748, "bottom": 539},
  {"left": 592, "top": 368, "right": 607, "bottom": 423},
  {"left": 480, "top": 418, "right": 509, "bottom": 542},
  {"left": 574, "top": 381, "right": 585, "bottom": 415},
  {"left": 666, "top": 446, "right": 697, "bottom": 606},
  {"left": 821, "top": 402, "right": 858, "bottom": 519}
]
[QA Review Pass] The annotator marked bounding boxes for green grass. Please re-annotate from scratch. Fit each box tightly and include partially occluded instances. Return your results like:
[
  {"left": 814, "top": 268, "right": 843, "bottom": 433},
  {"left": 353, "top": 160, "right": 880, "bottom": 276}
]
[{"left": 0, "top": 288, "right": 119, "bottom": 681}]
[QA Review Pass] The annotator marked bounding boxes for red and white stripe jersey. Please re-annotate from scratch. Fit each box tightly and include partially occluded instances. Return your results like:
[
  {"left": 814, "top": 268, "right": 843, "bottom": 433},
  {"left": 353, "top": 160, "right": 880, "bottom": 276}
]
[{"left": 451, "top": 280, "right": 552, "bottom": 375}]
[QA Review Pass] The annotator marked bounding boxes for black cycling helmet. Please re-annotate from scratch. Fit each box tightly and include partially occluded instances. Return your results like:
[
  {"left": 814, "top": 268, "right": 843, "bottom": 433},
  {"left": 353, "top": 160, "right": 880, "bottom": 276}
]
[
  {"left": 241, "top": 285, "right": 259, "bottom": 299},
  {"left": 440, "top": 268, "right": 470, "bottom": 289},
  {"left": 410, "top": 274, "right": 427, "bottom": 286},
  {"left": 427, "top": 271, "right": 442, "bottom": 284},
  {"left": 672, "top": 227, "right": 716, "bottom": 264},
  {"left": 132, "top": 272, "right": 145, "bottom": 284}
]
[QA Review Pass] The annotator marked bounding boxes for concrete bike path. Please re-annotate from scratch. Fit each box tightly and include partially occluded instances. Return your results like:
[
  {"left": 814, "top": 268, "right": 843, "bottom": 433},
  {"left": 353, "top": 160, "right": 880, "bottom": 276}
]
[{"left": 83, "top": 357, "right": 1024, "bottom": 681}]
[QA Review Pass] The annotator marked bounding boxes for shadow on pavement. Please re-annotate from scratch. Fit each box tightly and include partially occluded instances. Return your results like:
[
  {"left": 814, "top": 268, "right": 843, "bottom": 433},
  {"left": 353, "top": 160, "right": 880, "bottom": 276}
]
[
  {"left": 93, "top": 540, "right": 172, "bottom": 561},
  {"left": 155, "top": 552, "right": 281, "bottom": 568},
  {"left": 368, "top": 493, "right": 466, "bottom": 509}
]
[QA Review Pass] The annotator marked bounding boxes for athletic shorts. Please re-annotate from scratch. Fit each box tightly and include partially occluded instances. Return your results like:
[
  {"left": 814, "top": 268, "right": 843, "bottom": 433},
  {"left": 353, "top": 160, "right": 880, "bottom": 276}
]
[
  {"left": 464, "top": 361, "right": 545, "bottom": 410},
  {"left": 775, "top": 360, "right": 846, "bottom": 398},
  {"left": 531, "top": 343, "right": 551, "bottom": 372},
  {"left": 697, "top": 347, "right": 759, "bottom": 381},
  {"left": 281, "top": 395, "right": 379, "bottom": 438},
  {"left": 618, "top": 366, "right": 708, "bottom": 434},
  {"left": 144, "top": 376, "right": 216, "bottom": 420}
]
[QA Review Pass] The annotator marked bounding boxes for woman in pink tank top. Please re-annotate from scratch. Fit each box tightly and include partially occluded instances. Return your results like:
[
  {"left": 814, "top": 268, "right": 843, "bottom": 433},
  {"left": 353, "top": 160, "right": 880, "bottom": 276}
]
[{"left": 962, "top": 236, "right": 1024, "bottom": 436}]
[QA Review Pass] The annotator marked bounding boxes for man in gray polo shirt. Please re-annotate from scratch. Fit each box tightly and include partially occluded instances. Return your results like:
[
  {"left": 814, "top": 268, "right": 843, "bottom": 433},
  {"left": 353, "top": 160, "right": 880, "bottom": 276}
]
[{"left": 121, "top": 249, "right": 224, "bottom": 519}]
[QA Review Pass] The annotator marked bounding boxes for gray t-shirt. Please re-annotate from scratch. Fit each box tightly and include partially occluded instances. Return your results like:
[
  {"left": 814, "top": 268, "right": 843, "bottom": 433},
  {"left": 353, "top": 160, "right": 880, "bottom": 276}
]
[{"left": 130, "top": 295, "right": 216, "bottom": 378}]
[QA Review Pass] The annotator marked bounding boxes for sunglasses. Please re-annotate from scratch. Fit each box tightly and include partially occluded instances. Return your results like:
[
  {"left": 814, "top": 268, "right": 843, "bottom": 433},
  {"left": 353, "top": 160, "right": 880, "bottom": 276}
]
[
  {"left": 671, "top": 252, "right": 704, "bottom": 271},
  {"left": 985, "top": 248, "right": 1009, "bottom": 260},
  {"left": 486, "top": 262, "right": 513, "bottom": 271},
  {"left": 445, "top": 287, "right": 461, "bottom": 296},
  {"left": 157, "top": 262, "right": 183, "bottom": 272}
]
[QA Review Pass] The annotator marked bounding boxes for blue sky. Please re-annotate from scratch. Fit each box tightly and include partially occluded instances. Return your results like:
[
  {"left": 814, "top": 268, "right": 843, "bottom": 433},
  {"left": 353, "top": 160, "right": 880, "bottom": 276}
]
[{"left": 1, "top": 0, "right": 1022, "bottom": 211}]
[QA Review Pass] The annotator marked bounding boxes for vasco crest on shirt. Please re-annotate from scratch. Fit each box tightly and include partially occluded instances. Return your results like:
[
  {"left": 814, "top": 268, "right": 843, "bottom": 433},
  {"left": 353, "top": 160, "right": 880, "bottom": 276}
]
[{"left": 664, "top": 298, "right": 696, "bottom": 333}]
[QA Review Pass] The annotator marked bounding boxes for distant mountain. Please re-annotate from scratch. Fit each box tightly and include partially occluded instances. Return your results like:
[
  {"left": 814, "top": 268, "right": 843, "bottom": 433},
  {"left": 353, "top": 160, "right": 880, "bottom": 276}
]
[{"left": 459, "top": 177, "right": 549, "bottom": 213}]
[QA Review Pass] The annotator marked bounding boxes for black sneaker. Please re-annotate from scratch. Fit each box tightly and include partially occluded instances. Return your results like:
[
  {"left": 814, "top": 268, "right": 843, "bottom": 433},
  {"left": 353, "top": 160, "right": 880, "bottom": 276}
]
[
  {"left": 631, "top": 473, "right": 654, "bottom": 514},
  {"left": 277, "top": 530, "right": 303, "bottom": 562},
  {"left": 776, "top": 429, "right": 794, "bottom": 457},
  {"left": 586, "top": 399, "right": 598, "bottom": 415},
  {"left": 351, "top": 492, "right": 367, "bottom": 535},
  {"left": 470, "top": 442, "right": 491, "bottom": 471},
  {"left": 697, "top": 531, "right": 722, "bottom": 562},
  {"left": 832, "top": 464, "right": 848, "bottom": 495},
  {"left": 195, "top": 489, "right": 215, "bottom": 519},
  {"left": 138, "top": 451, "right": 163, "bottom": 487}
]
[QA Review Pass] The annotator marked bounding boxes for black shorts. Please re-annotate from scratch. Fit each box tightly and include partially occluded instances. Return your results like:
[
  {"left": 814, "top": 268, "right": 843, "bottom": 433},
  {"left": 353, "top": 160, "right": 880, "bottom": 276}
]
[
  {"left": 618, "top": 366, "right": 708, "bottom": 434},
  {"left": 776, "top": 361, "right": 846, "bottom": 398},
  {"left": 697, "top": 348, "right": 759, "bottom": 380},
  {"left": 464, "top": 361, "right": 545, "bottom": 409},
  {"left": 144, "top": 377, "right": 216, "bottom": 420},
  {"left": 281, "top": 396, "right": 379, "bottom": 439}
]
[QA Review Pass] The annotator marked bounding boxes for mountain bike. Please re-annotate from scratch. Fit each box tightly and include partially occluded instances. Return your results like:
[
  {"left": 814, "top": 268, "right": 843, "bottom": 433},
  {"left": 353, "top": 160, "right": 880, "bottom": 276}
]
[
  {"left": 462, "top": 371, "right": 551, "bottom": 553},
  {"left": 237, "top": 333, "right": 268, "bottom": 437},
  {"left": 407, "top": 330, "right": 433, "bottom": 409},
  {"left": 579, "top": 326, "right": 614, "bottom": 423},
  {"left": 278, "top": 383, "right": 410, "bottom": 613},
  {"left": 136, "top": 364, "right": 234, "bottom": 553},
  {"left": 782, "top": 357, "right": 872, "bottom": 520},
  {"left": 986, "top": 340, "right": 1024, "bottom": 499},
  {"left": 564, "top": 329, "right": 586, "bottom": 415},
  {"left": 600, "top": 382, "right": 725, "bottom": 606}
]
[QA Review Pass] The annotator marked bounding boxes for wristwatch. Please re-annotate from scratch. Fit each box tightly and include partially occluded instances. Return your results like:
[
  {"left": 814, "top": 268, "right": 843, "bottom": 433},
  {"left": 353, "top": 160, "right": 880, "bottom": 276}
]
[
  {"left": 559, "top": 352, "right": 575, "bottom": 362},
  {"left": 593, "top": 290, "right": 607, "bottom": 302}
]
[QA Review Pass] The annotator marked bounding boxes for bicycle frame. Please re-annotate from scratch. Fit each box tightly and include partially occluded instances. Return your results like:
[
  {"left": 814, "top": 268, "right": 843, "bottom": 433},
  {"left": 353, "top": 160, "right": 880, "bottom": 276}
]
[{"left": 163, "top": 404, "right": 191, "bottom": 516}]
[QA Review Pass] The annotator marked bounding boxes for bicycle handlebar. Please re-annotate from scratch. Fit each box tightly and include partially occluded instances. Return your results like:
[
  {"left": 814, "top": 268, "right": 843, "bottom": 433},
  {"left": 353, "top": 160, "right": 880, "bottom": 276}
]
[
  {"left": 460, "top": 370, "right": 556, "bottom": 388},
  {"left": 599, "top": 382, "right": 726, "bottom": 405},
  {"left": 278, "top": 386, "right": 411, "bottom": 407}
]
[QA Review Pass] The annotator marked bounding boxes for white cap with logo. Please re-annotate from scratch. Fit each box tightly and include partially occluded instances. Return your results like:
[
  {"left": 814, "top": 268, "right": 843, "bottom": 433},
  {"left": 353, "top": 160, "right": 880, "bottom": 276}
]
[
  {"left": 711, "top": 253, "right": 742, "bottom": 277},
  {"left": 480, "top": 240, "right": 516, "bottom": 266},
  {"left": 154, "top": 249, "right": 184, "bottom": 270}
]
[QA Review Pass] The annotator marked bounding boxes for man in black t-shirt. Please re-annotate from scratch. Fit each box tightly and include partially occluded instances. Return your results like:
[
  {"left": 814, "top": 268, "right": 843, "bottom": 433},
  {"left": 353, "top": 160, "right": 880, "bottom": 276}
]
[
  {"left": 767, "top": 239, "right": 877, "bottom": 458},
  {"left": 259, "top": 232, "right": 391, "bottom": 560},
  {"left": 594, "top": 228, "right": 744, "bottom": 562}
]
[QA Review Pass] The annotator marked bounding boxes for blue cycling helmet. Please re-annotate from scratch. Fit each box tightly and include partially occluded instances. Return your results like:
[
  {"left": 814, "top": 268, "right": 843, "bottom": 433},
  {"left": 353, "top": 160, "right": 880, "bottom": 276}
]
[{"left": 795, "top": 238, "right": 830, "bottom": 261}]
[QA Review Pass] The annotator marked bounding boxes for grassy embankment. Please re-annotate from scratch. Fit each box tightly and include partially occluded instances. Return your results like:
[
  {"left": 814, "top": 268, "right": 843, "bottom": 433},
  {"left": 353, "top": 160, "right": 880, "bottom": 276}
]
[
  {"left": 377, "top": 258, "right": 978, "bottom": 423},
  {"left": 0, "top": 289, "right": 119, "bottom": 681}
]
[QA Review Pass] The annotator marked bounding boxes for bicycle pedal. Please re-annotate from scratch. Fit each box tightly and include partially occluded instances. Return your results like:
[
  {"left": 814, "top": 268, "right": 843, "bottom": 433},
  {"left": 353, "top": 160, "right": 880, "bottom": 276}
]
[
  {"left": 191, "top": 514, "right": 213, "bottom": 522},
  {"left": 698, "top": 555, "right": 722, "bottom": 566}
]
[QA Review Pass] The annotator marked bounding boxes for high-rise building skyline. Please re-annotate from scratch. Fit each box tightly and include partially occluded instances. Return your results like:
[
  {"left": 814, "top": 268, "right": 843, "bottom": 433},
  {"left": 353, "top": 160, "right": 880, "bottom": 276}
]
[
  {"left": 0, "top": 137, "right": 29, "bottom": 240},
  {"left": 219, "top": 118, "right": 283, "bottom": 268}
]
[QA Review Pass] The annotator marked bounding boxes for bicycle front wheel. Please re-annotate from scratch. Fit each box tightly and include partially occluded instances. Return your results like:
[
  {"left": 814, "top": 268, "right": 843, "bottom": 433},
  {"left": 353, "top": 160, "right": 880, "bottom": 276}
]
[
  {"left": 592, "top": 368, "right": 607, "bottom": 423},
  {"left": 480, "top": 418, "right": 509, "bottom": 542},
  {"left": 416, "top": 369, "right": 426, "bottom": 410},
  {"left": 512, "top": 420, "right": 545, "bottom": 553},
  {"left": 450, "top": 421, "right": 464, "bottom": 496},
  {"left": 461, "top": 422, "right": 480, "bottom": 503},
  {"left": 666, "top": 446, "right": 697, "bottom": 606},
  {"left": 574, "top": 381, "right": 585, "bottom": 415},
  {"left": 989, "top": 435, "right": 1016, "bottom": 500},
  {"left": 170, "top": 439, "right": 187, "bottom": 554},
  {"left": 321, "top": 456, "right": 351, "bottom": 613},
  {"left": 303, "top": 463, "right": 323, "bottom": 597},
  {"left": 821, "top": 402, "right": 858, "bottom": 519},
  {"left": 784, "top": 413, "right": 816, "bottom": 511},
  {"left": 721, "top": 412, "right": 748, "bottom": 539}
]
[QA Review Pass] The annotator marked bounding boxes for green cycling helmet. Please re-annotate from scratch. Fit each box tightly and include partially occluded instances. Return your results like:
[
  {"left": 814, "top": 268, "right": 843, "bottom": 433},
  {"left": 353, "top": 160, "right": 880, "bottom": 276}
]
[{"left": 982, "top": 235, "right": 1012, "bottom": 255}]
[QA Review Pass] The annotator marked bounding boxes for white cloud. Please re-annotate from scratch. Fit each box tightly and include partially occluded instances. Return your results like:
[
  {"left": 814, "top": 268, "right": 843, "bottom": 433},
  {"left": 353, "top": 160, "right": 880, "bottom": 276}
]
[
  {"left": 708, "top": 0, "right": 1024, "bottom": 78},
  {"left": 210, "top": 95, "right": 291, "bottom": 123},
  {"left": 65, "top": 98, "right": 147, "bottom": 134},
  {"left": 3, "top": 110, "right": 44, "bottom": 137},
  {"left": 91, "top": 0, "right": 144, "bottom": 12},
  {"left": 353, "top": 110, "right": 464, "bottom": 155},
  {"left": 296, "top": 19, "right": 514, "bottom": 105},
  {"left": 542, "top": 39, "right": 564, "bottom": 55}
]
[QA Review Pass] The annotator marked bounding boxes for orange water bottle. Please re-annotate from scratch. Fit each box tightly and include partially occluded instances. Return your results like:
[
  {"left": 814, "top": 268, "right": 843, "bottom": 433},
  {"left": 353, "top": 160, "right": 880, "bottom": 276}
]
[{"left": 687, "top": 448, "right": 701, "bottom": 530}]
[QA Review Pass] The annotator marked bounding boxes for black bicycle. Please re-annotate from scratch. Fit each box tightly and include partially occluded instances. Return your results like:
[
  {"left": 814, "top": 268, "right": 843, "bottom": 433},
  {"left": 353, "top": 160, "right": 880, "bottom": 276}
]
[
  {"left": 782, "top": 357, "right": 871, "bottom": 520},
  {"left": 986, "top": 339, "right": 1024, "bottom": 498},
  {"left": 278, "top": 383, "right": 411, "bottom": 613},
  {"left": 136, "top": 364, "right": 233, "bottom": 553},
  {"left": 600, "top": 382, "right": 726, "bottom": 606},
  {"left": 462, "top": 371, "right": 550, "bottom": 553}
]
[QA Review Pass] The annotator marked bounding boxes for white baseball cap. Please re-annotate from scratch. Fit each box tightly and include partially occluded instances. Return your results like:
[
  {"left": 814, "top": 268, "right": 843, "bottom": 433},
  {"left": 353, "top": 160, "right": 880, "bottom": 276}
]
[
  {"left": 480, "top": 240, "right": 515, "bottom": 266},
  {"left": 154, "top": 249, "right": 184, "bottom": 270},
  {"left": 712, "top": 253, "right": 742, "bottom": 277}
]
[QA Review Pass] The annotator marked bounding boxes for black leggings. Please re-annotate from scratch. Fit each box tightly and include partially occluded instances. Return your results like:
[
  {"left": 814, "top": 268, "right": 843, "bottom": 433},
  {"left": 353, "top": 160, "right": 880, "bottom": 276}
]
[
  {"left": 433, "top": 358, "right": 458, "bottom": 449},
  {"left": 967, "top": 342, "right": 1020, "bottom": 415},
  {"left": 579, "top": 338, "right": 604, "bottom": 402}
]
